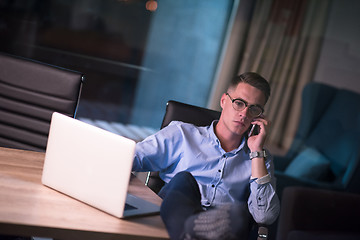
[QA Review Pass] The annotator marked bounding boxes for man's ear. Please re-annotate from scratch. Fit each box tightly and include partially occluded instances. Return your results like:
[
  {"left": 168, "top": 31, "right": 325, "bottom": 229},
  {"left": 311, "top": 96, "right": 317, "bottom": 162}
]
[{"left": 220, "top": 93, "right": 227, "bottom": 109}]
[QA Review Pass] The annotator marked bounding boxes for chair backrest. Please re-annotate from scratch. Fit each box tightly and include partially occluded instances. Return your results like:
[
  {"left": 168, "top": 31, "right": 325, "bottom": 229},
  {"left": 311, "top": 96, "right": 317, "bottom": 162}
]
[
  {"left": 146, "top": 100, "right": 221, "bottom": 193},
  {"left": 280, "top": 82, "right": 360, "bottom": 192},
  {"left": 284, "top": 82, "right": 338, "bottom": 160},
  {"left": 305, "top": 87, "right": 360, "bottom": 189},
  {"left": 0, "top": 52, "right": 84, "bottom": 152},
  {"left": 160, "top": 100, "right": 221, "bottom": 129}
]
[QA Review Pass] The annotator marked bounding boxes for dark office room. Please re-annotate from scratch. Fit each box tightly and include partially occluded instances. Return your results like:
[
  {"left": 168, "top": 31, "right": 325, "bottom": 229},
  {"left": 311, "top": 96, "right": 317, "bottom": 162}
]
[{"left": 0, "top": 0, "right": 359, "bottom": 240}]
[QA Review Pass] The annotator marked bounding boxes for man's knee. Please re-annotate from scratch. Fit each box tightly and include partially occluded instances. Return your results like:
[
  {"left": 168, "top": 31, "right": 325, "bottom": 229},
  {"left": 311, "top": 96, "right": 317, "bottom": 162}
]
[{"left": 158, "top": 171, "right": 199, "bottom": 199}]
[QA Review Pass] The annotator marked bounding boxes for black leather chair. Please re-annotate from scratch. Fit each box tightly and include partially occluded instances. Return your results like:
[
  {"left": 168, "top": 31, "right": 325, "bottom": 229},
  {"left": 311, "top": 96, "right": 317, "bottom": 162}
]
[
  {"left": 145, "top": 100, "right": 268, "bottom": 240},
  {"left": 0, "top": 52, "right": 84, "bottom": 152}
]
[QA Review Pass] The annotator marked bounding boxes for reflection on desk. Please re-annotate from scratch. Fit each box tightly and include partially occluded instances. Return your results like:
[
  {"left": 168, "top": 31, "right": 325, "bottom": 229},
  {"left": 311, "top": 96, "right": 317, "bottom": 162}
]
[{"left": 0, "top": 147, "right": 169, "bottom": 240}]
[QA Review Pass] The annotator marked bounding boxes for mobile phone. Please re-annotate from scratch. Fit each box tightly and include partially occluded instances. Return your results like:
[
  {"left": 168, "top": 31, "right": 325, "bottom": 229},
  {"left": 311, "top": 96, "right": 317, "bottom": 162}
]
[{"left": 248, "top": 124, "right": 259, "bottom": 137}]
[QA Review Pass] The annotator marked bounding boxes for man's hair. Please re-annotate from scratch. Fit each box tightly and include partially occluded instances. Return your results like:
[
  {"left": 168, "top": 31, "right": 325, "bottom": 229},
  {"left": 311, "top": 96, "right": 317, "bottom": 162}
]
[{"left": 228, "top": 72, "right": 271, "bottom": 103}]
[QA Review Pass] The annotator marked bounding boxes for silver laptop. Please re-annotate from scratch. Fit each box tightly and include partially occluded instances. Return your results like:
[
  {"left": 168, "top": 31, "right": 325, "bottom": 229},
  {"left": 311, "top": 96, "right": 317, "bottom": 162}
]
[{"left": 42, "top": 112, "right": 160, "bottom": 218}]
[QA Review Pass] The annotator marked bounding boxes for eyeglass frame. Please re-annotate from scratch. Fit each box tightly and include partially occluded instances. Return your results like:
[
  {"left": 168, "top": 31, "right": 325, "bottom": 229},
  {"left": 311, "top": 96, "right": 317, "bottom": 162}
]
[{"left": 225, "top": 93, "right": 264, "bottom": 117}]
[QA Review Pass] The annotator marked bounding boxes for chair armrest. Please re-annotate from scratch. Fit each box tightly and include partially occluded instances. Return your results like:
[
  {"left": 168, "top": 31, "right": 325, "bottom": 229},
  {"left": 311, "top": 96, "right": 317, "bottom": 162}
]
[
  {"left": 145, "top": 171, "right": 165, "bottom": 194},
  {"left": 277, "top": 186, "right": 360, "bottom": 240}
]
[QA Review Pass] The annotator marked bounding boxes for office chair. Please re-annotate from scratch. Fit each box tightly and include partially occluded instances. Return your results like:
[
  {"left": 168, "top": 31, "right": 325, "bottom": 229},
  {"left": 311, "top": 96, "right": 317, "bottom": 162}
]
[
  {"left": 0, "top": 52, "right": 84, "bottom": 152},
  {"left": 145, "top": 100, "right": 268, "bottom": 240}
]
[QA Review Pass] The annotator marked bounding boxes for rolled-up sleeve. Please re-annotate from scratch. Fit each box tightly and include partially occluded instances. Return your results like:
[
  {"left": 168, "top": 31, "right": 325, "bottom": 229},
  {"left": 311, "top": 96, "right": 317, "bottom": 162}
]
[{"left": 248, "top": 179, "right": 280, "bottom": 224}]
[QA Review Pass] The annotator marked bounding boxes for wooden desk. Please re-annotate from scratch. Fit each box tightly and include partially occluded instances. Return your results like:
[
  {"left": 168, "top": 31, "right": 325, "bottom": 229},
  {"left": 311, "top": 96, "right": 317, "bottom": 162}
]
[{"left": 0, "top": 147, "right": 169, "bottom": 240}]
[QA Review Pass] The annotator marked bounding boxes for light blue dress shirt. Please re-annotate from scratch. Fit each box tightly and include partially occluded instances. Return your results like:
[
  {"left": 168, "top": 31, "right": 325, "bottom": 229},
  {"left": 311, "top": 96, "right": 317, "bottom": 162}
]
[{"left": 133, "top": 121, "right": 280, "bottom": 224}]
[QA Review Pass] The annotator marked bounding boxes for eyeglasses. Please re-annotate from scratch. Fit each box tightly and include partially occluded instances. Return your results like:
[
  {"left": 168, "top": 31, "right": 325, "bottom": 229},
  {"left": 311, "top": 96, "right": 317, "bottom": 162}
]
[{"left": 226, "top": 93, "right": 264, "bottom": 117}]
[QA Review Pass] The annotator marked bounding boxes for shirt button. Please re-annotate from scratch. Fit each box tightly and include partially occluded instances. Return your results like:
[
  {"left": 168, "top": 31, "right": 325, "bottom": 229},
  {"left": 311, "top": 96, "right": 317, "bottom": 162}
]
[
  {"left": 218, "top": 169, "right": 221, "bottom": 172},
  {"left": 212, "top": 184, "right": 215, "bottom": 187}
]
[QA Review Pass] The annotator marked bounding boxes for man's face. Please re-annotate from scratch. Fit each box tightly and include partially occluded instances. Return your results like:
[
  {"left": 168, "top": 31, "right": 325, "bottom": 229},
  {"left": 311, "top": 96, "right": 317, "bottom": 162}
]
[{"left": 219, "top": 82, "right": 267, "bottom": 137}]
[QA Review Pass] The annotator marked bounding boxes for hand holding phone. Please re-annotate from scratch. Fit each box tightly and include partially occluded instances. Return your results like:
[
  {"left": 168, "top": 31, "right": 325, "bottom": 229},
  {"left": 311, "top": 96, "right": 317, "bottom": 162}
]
[
  {"left": 247, "top": 115, "right": 270, "bottom": 153},
  {"left": 248, "top": 114, "right": 265, "bottom": 137},
  {"left": 248, "top": 124, "right": 259, "bottom": 137}
]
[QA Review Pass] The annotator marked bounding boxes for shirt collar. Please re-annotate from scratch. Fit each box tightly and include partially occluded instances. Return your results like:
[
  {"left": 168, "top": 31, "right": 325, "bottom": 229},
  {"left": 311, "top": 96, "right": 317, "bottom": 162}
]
[{"left": 209, "top": 120, "right": 250, "bottom": 154}]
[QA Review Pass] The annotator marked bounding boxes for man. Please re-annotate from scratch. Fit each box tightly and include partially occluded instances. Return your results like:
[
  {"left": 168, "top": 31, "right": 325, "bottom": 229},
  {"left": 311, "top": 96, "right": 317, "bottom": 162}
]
[{"left": 133, "top": 72, "right": 280, "bottom": 240}]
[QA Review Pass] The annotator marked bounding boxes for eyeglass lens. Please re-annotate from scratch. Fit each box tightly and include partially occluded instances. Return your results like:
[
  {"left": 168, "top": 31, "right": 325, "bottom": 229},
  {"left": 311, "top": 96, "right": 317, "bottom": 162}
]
[{"left": 233, "top": 99, "right": 262, "bottom": 117}]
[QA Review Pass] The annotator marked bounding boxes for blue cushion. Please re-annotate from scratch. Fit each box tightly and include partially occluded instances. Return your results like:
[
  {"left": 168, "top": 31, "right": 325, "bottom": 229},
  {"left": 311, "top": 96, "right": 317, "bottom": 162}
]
[{"left": 285, "top": 147, "right": 330, "bottom": 180}]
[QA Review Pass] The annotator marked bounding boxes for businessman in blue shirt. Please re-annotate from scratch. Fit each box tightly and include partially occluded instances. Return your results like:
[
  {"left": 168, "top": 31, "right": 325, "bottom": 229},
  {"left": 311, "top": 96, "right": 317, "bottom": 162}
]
[{"left": 133, "top": 72, "right": 280, "bottom": 240}]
